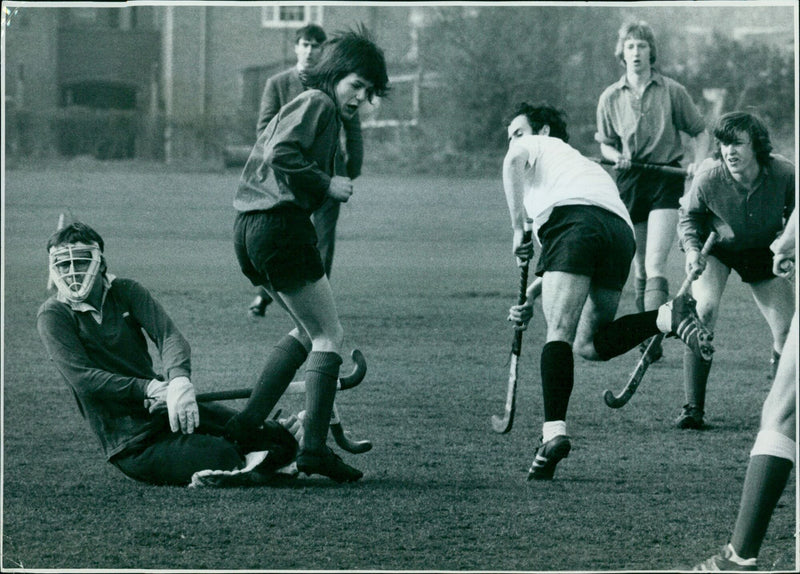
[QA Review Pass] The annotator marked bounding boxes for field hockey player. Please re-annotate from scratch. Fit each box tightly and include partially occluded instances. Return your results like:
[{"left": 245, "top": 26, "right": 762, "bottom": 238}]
[
  {"left": 227, "top": 26, "right": 389, "bottom": 483},
  {"left": 37, "top": 221, "right": 301, "bottom": 487},
  {"left": 675, "top": 111, "right": 795, "bottom": 430},
  {"left": 596, "top": 20, "right": 710, "bottom": 362},
  {"left": 502, "top": 103, "right": 714, "bottom": 481}
]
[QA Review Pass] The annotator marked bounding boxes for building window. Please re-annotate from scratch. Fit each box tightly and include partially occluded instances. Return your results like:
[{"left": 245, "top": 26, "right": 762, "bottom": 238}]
[{"left": 261, "top": 5, "right": 323, "bottom": 28}]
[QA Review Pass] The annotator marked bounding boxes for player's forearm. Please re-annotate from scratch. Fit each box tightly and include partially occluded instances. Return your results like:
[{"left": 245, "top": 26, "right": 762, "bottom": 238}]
[
  {"left": 773, "top": 209, "right": 797, "bottom": 255},
  {"left": 502, "top": 152, "right": 528, "bottom": 232}
]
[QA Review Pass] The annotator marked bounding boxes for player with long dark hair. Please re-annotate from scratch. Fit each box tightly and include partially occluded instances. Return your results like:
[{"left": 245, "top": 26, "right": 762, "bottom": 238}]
[{"left": 227, "top": 27, "right": 389, "bottom": 483}]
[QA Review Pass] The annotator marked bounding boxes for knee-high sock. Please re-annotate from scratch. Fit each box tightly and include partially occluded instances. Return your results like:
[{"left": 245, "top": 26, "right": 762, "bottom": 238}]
[
  {"left": 302, "top": 351, "right": 342, "bottom": 452},
  {"left": 634, "top": 276, "right": 647, "bottom": 313},
  {"left": 731, "top": 455, "right": 794, "bottom": 559},
  {"left": 593, "top": 310, "right": 661, "bottom": 360},
  {"left": 682, "top": 346, "right": 712, "bottom": 409},
  {"left": 541, "top": 341, "right": 574, "bottom": 422},
  {"left": 237, "top": 334, "right": 308, "bottom": 428},
  {"left": 644, "top": 276, "right": 669, "bottom": 310}
]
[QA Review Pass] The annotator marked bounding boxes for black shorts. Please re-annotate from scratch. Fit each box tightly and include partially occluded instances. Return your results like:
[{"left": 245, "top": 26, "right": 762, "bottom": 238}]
[
  {"left": 536, "top": 205, "right": 635, "bottom": 291},
  {"left": 711, "top": 246, "right": 777, "bottom": 284},
  {"left": 233, "top": 205, "right": 325, "bottom": 293},
  {"left": 616, "top": 163, "right": 685, "bottom": 224}
]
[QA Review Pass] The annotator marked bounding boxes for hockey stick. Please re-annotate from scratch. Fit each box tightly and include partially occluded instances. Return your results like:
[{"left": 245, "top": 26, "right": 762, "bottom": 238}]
[
  {"left": 195, "top": 349, "right": 366, "bottom": 402},
  {"left": 590, "top": 157, "right": 688, "bottom": 177},
  {"left": 330, "top": 403, "right": 372, "bottom": 453},
  {"left": 491, "top": 220, "right": 534, "bottom": 434},
  {"left": 603, "top": 232, "right": 718, "bottom": 408},
  {"left": 196, "top": 350, "right": 371, "bottom": 454}
]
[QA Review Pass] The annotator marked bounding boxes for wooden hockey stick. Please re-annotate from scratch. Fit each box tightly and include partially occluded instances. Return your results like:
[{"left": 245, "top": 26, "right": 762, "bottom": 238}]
[
  {"left": 603, "top": 232, "right": 718, "bottom": 408},
  {"left": 491, "top": 220, "right": 534, "bottom": 434},
  {"left": 590, "top": 157, "right": 688, "bottom": 177},
  {"left": 196, "top": 349, "right": 371, "bottom": 454}
]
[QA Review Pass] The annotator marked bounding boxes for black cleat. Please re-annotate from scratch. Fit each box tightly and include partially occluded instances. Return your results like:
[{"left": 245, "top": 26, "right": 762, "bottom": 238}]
[
  {"left": 527, "top": 435, "right": 571, "bottom": 481},
  {"left": 297, "top": 446, "right": 363, "bottom": 483}
]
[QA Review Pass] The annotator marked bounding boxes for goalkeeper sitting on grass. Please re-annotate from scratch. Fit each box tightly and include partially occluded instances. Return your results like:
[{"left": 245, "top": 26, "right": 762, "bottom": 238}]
[{"left": 37, "top": 221, "right": 300, "bottom": 487}]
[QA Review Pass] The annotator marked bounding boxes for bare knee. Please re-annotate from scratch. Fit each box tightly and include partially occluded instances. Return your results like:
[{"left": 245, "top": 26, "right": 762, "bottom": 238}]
[{"left": 311, "top": 322, "right": 345, "bottom": 353}]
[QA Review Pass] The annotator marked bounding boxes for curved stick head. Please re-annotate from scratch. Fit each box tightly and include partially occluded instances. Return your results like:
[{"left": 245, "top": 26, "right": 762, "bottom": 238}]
[
  {"left": 339, "top": 349, "right": 367, "bottom": 390},
  {"left": 603, "top": 389, "right": 628, "bottom": 409},
  {"left": 331, "top": 423, "right": 372, "bottom": 454}
]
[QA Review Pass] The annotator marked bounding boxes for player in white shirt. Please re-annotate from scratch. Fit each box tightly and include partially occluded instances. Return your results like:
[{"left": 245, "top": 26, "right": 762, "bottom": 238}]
[{"left": 502, "top": 103, "right": 713, "bottom": 480}]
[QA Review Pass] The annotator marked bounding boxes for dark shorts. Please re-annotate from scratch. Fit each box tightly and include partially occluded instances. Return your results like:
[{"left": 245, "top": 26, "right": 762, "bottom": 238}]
[
  {"left": 536, "top": 204, "right": 635, "bottom": 291},
  {"left": 234, "top": 205, "right": 325, "bottom": 293},
  {"left": 711, "top": 246, "right": 777, "bottom": 284},
  {"left": 616, "top": 163, "right": 685, "bottom": 224}
]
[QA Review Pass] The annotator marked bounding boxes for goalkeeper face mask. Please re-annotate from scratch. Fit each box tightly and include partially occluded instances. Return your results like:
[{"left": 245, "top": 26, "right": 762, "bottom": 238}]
[{"left": 48, "top": 242, "right": 103, "bottom": 304}]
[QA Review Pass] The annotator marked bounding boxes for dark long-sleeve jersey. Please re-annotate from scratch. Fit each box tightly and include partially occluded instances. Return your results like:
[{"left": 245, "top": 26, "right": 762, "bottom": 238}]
[
  {"left": 256, "top": 67, "right": 363, "bottom": 179},
  {"left": 678, "top": 155, "right": 795, "bottom": 252},
  {"left": 37, "top": 277, "right": 191, "bottom": 459},
  {"left": 235, "top": 89, "right": 342, "bottom": 214}
]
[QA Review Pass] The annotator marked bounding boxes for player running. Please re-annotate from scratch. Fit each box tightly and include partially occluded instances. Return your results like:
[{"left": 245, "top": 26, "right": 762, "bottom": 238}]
[
  {"left": 226, "top": 27, "right": 389, "bottom": 483},
  {"left": 675, "top": 111, "right": 795, "bottom": 429},
  {"left": 502, "top": 103, "right": 713, "bottom": 481}
]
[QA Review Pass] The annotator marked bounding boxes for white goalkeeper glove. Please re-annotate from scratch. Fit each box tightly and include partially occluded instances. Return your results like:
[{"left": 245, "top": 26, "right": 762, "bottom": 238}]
[
  {"left": 144, "top": 379, "right": 168, "bottom": 413},
  {"left": 167, "top": 376, "right": 199, "bottom": 434}
]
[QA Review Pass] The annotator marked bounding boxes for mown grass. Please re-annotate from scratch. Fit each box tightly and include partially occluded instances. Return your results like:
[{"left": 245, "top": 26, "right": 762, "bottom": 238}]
[{"left": 2, "top": 162, "right": 795, "bottom": 571}]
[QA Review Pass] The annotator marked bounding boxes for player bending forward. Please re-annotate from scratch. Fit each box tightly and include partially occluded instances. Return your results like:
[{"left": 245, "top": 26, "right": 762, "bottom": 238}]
[
  {"left": 502, "top": 103, "right": 714, "bottom": 481},
  {"left": 37, "top": 222, "right": 300, "bottom": 487}
]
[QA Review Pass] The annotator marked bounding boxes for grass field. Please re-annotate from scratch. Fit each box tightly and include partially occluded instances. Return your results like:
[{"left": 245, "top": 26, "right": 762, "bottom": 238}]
[{"left": 2, "top": 160, "right": 796, "bottom": 571}]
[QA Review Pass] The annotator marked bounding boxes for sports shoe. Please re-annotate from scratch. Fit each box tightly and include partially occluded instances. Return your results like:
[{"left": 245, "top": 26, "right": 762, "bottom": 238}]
[
  {"left": 527, "top": 435, "right": 571, "bottom": 481},
  {"left": 675, "top": 403, "right": 705, "bottom": 430},
  {"left": 296, "top": 446, "right": 363, "bottom": 483},
  {"left": 661, "top": 292, "right": 714, "bottom": 361},
  {"left": 693, "top": 545, "right": 757, "bottom": 571},
  {"left": 247, "top": 295, "right": 271, "bottom": 319},
  {"left": 189, "top": 452, "right": 298, "bottom": 488}
]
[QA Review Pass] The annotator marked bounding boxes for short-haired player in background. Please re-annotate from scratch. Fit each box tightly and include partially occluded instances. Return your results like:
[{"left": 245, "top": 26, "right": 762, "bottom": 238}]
[
  {"left": 503, "top": 103, "right": 714, "bottom": 481},
  {"left": 227, "top": 27, "right": 389, "bottom": 483},
  {"left": 596, "top": 20, "right": 710, "bottom": 361},
  {"left": 248, "top": 23, "right": 364, "bottom": 319},
  {"left": 37, "top": 222, "right": 301, "bottom": 487},
  {"left": 693, "top": 209, "right": 796, "bottom": 572},
  {"left": 675, "top": 111, "right": 795, "bottom": 430}
]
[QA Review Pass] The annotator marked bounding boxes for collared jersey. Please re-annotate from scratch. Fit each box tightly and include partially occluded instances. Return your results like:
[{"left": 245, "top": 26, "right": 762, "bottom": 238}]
[
  {"left": 235, "top": 89, "right": 340, "bottom": 214},
  {"left": 37, "top": 277, "right": 191, "bottom": 459},
  {"left": 678, "top": 155, "right": 796, "bottom": 252},
  {"left": 511, "top": 134, "right": 634, "bottom": 238},
  {"left": 595, "top": 71, "right": 706, "bottom": 164}
]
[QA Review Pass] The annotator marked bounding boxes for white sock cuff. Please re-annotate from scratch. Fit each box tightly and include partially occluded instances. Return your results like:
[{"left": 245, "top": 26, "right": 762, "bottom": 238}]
[
  {"left": 542, "top": 420, "right": 567, "bottom": 443},
  {"left": 750, "top": 430, "right": 796, "bottom": 464}
]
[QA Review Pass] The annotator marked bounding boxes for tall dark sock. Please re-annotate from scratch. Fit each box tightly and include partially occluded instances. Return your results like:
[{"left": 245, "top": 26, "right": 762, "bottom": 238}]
[
  {"left": 683, "top": 346, "right": 712, "bottom": 409},
  {"left": 634, "top": 276, "right": 647, "bottom": 313},
  {"left": 237, "top": 334, "right": 308, "bottom": 428},
  {"left": 731, "top": 455, "right": 793, "bottom": 559},
  {"left": 302, "top": 351, "right": 342, "bottom": 452},
  {"left": 540, "top": 341, "right": 574, "bottom": 422},
  {"left": 593, "top": 310, "right": 660, "bottom": 361}
]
